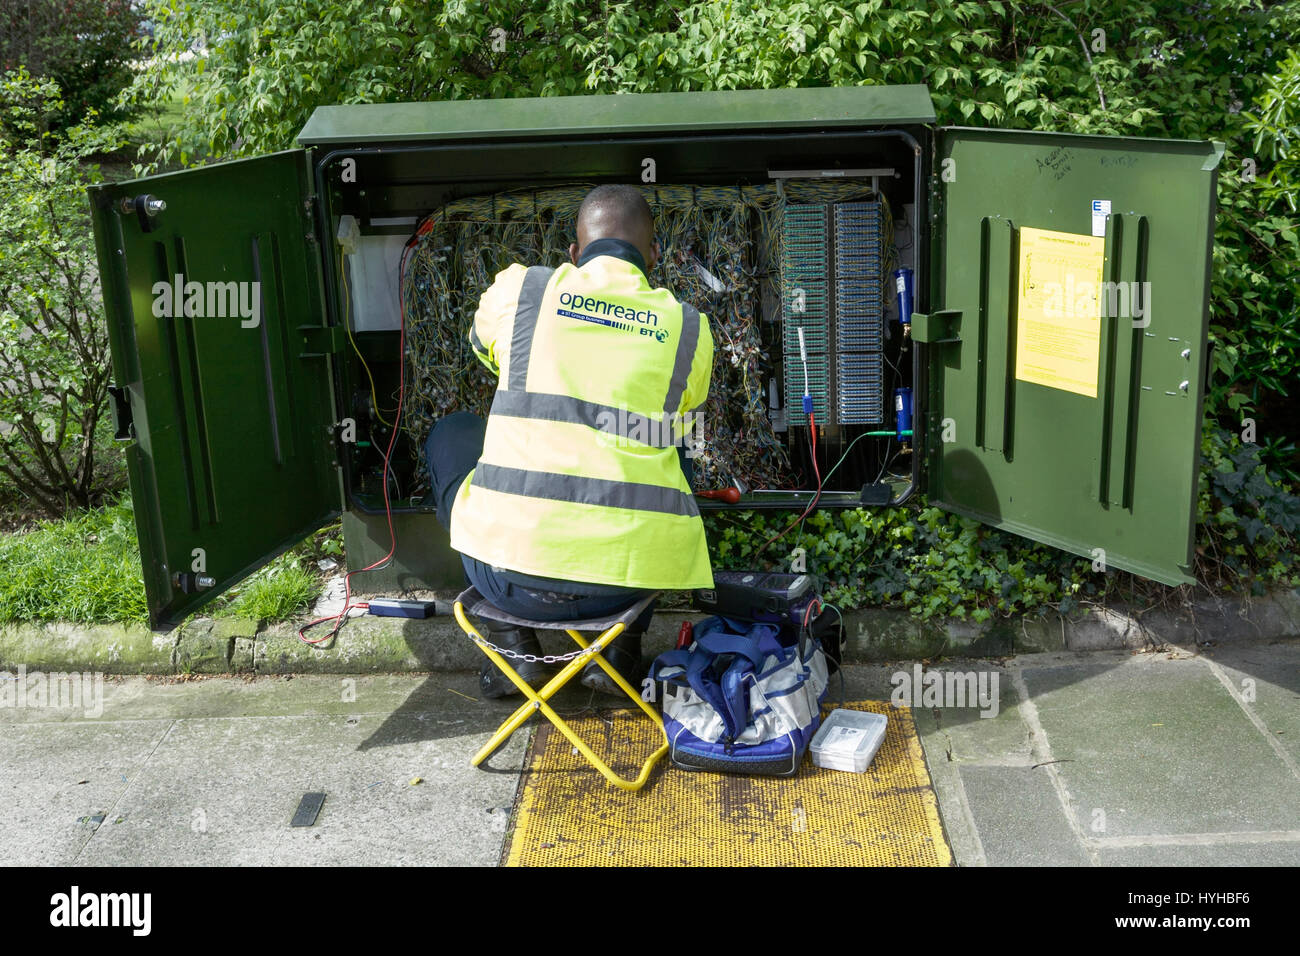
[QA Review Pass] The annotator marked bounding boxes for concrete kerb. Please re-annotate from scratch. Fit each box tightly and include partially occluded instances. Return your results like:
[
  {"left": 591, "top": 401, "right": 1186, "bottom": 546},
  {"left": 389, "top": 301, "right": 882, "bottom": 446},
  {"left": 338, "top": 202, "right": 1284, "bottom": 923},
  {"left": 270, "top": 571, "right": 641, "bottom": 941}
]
[
  {"left": 0, "top": 587, "right": 1297, "bottom": 675},
  {"left": 176, "top": 617, "right": 259, "bottom": 674},
  {"left": 0, "top": 622, "right": 176, "bottom": 674}
]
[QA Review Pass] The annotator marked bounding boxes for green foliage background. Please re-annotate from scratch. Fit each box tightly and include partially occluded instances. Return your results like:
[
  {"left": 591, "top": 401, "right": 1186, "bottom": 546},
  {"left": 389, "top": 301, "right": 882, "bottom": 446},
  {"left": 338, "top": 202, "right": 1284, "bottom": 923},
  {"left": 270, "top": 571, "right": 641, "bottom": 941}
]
[
  {"left": 127, "top": 0, "right": 1299, "bottom": 459},
  {"left": 107, "top": 0, "right": 1300, "bottom": 616},
  {"left": 0, "top": 0, "right": 144, "bottom": 134}
]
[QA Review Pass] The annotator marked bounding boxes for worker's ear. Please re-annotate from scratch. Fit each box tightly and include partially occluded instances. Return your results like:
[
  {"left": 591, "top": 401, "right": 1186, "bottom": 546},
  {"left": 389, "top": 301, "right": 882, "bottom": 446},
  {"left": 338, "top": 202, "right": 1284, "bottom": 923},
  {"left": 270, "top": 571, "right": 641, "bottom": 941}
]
[
  {"left": 648, "top": 237, "right": 661, "bottom": 273},
  {"left": 568, "top": 242, "right": 579, "bottom": 265}
]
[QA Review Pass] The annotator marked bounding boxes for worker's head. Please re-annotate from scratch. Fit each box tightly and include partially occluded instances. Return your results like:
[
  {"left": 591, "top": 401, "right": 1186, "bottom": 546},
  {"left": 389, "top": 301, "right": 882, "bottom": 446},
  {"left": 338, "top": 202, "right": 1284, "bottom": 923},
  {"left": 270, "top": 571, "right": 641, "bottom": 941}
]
[{"left": 569, "top": 184, "right": 659, "bottom": 273}]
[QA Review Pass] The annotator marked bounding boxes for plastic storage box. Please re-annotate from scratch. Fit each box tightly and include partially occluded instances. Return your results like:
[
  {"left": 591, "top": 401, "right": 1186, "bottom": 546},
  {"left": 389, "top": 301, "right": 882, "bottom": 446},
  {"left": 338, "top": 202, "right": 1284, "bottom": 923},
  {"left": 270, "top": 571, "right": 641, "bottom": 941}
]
[{"left": 810, "top": 709, "right": 889, "bottom": 773}]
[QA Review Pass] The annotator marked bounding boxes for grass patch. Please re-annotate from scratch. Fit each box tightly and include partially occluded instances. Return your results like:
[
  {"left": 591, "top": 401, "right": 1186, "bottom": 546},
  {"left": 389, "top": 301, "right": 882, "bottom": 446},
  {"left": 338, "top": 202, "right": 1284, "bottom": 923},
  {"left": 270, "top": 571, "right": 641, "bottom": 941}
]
[
  {"left": 0, "top": 498, "right": 148, "bottom": 624},
  {"left": 209, "top": 554, "right": 324, "bottom": 622},
  {"left": 0, "top": 496, "right": 342, "bottom": 626}
]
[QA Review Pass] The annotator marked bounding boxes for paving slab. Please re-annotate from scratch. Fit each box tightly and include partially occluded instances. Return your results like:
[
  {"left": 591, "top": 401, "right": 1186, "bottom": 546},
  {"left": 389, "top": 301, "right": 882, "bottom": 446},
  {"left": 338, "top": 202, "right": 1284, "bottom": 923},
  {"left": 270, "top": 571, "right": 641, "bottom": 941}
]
[
  {"left": 908, "top": 664, "right": 1031, "bottom": 765},
  {"left": 1, "top": 673, "right": 530, "bottom": 866},
  {"left": 1198, "top": 642, "right": 1300, "bottom": 769},
  {"left": 0, "top": 719, "right": 173, "bottom": 866},
  {"left": 958, "top": 765, "right": 1091, "bottom": 866},
  {"left": 1099, "top": 842, "right": 1300, "bottom": 866},
  {"left": 1020, "top": 653, "right": 1300, "bottom": 838},
  {"left": 71, "top": 711, "right": 525, "bottom": 866}
]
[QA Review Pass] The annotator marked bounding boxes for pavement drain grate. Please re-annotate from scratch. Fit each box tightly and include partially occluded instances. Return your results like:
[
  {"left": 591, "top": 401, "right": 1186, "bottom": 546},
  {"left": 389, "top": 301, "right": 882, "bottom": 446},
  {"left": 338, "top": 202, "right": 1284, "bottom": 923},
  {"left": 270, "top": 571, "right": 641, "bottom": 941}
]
[{"left": 289, "top": 792, "right": 327, "bottom": 828}]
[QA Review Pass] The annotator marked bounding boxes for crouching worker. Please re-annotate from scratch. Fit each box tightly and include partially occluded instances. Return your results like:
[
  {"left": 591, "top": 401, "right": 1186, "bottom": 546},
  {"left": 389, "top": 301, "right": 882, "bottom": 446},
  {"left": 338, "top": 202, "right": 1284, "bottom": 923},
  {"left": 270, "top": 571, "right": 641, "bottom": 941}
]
[{"left": 425, "top": 185, "right": 715, "bottom": 699}]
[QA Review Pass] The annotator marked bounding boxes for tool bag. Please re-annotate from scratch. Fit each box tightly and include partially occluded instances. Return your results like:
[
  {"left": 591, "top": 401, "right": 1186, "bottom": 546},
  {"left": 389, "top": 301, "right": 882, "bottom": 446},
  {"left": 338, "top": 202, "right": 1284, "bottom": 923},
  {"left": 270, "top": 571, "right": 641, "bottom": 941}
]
[{"left": 649, "top": 615, "right": 830, "bottom": 777}]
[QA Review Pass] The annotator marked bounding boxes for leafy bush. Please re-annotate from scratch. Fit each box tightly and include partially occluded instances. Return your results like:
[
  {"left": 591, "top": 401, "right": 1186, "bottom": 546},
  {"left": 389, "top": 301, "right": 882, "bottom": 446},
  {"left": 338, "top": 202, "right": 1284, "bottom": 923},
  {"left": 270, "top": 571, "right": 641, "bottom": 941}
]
[
  {"left": 0, "top": 0, "right": 143, "bottom": 134},
  {"left": 1197, "top": 427, "right": 1300, "bottom": 591},
  {"left": 705, "top": 504, "right": 1091, "bottom": 620},
  {"left": 0, "top": 68, "right": 126, "bottom": 515},
  {"left": 126, "top": 2, "right": 1300, "bottom": 161},
  {"left": 1209, "top": 41, "right": 1300, "bottom": 480},
  {"left": 1244, "top": 47, "right": 1300, "bottom": 214}
]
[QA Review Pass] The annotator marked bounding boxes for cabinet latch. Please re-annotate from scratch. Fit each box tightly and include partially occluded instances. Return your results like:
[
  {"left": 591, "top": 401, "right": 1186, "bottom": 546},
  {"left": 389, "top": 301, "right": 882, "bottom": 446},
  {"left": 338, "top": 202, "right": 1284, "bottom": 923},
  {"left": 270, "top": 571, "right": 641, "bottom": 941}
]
[
  {"left": 910, "top": 309, "right": 962, "bottom": 344},
  {"left": 297, "top": 325, "right": 345, "bottom": 357},
  {"left": 107, "top": 384, "right": 135, "bottom": 441}
]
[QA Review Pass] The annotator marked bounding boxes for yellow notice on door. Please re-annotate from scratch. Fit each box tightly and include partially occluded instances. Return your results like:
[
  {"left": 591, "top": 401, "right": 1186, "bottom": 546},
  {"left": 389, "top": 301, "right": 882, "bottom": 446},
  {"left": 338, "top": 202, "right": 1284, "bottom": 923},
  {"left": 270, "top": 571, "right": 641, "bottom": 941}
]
[{"left": 1014, "top": 226, "right": 1106, "bottom": 398}]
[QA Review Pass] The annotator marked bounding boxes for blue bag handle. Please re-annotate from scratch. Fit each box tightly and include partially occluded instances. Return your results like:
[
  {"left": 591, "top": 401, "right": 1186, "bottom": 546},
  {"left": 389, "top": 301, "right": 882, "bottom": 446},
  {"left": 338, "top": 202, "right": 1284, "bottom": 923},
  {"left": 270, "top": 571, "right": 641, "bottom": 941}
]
[
  {"left": 686, "top": 648, "right": 743, "bottom": 740},
  {"left": 651, "top": 617, "right": 786, "bottom": 743},
  {"left": 693, "top": 631, "right": 764, "bottom": 666},
  {"left": 649, "top": 614, "right": 733, "bottom": 684},
  {"left": 649, "top": 623, "right": 741, "bottom": 739},
  {"left": 719, "top": 656, "right": 756, "bottom": 741},
  {"left": 649, "top": 649, "right": 692, "bottom": 682},
  {"left": 650, "top": 651, "right": 730, "bottom": 732},
  {"left": 700, "top": 622, "right": 787, "bottom": 742}
]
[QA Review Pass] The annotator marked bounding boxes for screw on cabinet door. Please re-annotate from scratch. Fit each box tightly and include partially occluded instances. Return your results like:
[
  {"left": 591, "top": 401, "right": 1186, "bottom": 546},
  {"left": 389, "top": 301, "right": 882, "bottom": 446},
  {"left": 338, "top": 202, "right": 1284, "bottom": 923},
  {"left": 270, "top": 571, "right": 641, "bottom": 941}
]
[
  {"left": 118, "top": 195, "right": 165, "bottom": 216},
  {"left": 118, "top": 194, "right": 166, "bottom": 233},
  {"left": 171, "top": 571, "right": 216, "bottom": 593}
]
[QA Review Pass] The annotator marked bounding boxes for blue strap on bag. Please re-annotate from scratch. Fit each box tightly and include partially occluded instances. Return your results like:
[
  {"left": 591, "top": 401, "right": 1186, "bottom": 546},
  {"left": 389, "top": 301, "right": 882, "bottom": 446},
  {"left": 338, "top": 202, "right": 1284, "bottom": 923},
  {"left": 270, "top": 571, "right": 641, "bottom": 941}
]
[
  {"left": 653, "top": 617, "right": 776, "bottom": 741},
  {"left": 650, "top": 614, "right": 829, "bottom": 777}
]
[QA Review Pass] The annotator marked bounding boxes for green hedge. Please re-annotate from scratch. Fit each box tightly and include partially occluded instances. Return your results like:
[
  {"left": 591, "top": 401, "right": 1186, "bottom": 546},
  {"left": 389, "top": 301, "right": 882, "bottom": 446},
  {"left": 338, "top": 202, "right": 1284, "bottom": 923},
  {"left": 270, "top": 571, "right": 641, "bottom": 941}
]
[{"left": 123, "top": 0, "right": 1299, "bottom": 475}]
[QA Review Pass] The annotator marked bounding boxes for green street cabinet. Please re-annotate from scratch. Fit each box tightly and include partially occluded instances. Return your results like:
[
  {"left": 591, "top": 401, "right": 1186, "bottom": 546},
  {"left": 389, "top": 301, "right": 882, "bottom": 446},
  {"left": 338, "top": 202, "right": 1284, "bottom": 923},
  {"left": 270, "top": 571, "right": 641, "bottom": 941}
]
[{"left": 87, "top": 84, "right": 1223, "bottom": 630}]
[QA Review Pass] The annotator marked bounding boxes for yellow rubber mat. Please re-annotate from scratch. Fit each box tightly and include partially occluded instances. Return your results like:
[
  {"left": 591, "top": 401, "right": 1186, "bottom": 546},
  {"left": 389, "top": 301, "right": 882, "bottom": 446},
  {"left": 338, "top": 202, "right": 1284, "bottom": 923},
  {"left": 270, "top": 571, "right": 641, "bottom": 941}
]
[{"left": 505, "top": 700, "right": 951, "bottom": 866}]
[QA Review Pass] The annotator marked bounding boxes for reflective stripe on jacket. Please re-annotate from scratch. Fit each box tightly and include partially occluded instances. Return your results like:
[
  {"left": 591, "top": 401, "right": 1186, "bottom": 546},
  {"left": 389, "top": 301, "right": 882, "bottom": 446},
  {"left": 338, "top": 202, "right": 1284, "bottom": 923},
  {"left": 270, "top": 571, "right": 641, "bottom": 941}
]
[{"left": 449, "top": 254, "right": 715, "bottom": 589}]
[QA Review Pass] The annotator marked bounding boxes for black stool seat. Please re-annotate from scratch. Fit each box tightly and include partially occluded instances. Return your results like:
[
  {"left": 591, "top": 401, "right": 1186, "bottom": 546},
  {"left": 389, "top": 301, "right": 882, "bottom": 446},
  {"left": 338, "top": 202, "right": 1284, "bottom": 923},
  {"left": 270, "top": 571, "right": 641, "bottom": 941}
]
[{"left": 455, "top": 587, "right": 658, "bottom": 633}]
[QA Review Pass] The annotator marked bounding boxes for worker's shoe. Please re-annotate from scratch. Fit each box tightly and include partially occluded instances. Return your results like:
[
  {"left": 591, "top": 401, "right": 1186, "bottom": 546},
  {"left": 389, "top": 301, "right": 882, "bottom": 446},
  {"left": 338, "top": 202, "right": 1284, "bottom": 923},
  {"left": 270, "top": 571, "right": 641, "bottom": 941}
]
[
  {"left": 580, "top": 629, "right": 643, "bottom": 697},
  {"left": 478, "top": 621, "right": 549, "bottom": 699}
]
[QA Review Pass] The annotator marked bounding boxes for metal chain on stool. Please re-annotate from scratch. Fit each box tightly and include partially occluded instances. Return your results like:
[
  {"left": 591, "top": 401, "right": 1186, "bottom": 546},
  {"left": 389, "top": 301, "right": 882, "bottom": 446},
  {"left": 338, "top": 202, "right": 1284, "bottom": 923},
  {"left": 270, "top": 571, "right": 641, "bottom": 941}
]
[{"left": 467, "top": 632, "right": 600, "bottom": 665}]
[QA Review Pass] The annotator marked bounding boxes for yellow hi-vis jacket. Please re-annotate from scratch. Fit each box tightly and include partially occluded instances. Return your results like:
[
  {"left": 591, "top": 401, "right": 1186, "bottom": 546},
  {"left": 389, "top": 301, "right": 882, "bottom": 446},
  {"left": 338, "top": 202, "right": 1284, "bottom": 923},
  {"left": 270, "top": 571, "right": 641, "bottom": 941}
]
[{"left": 449, "top": 253, "right": 715, "bottom": 590}]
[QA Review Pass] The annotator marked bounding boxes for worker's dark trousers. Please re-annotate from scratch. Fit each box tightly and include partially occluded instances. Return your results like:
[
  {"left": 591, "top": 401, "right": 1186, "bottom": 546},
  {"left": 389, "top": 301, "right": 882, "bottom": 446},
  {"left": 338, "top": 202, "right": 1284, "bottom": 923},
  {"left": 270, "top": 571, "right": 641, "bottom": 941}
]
[{"left": 425, "top": 411, "right": 656, "bottom": 631}]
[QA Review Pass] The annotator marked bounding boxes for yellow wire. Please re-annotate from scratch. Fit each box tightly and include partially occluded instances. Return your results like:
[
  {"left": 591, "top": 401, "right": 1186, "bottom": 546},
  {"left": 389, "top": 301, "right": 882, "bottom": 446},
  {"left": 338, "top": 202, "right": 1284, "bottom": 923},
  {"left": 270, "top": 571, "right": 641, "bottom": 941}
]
[{"left": 340, "top": 248, "right": 393, "bottom": 428}]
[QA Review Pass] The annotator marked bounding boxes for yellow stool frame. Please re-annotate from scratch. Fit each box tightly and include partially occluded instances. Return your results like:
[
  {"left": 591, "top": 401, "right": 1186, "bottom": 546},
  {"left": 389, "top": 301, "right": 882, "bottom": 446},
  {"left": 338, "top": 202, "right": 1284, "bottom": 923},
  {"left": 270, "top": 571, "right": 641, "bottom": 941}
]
[{"left": 453, "top": 587, "right": 669, "bottom": 791}]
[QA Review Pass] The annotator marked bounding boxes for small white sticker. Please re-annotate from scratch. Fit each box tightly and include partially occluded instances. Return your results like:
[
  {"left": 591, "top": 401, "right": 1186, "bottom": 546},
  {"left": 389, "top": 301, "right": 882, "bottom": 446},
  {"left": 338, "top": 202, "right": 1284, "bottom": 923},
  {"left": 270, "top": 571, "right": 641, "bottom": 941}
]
[
  {"left": 692, "top": 257, "right": 726, "bottom": 293},
  {"left": 827, "top": 726, "right": 867, "bottom": 754},
  {"left": 1091, "top": 199, "right": 1111, "bottom": 237}
]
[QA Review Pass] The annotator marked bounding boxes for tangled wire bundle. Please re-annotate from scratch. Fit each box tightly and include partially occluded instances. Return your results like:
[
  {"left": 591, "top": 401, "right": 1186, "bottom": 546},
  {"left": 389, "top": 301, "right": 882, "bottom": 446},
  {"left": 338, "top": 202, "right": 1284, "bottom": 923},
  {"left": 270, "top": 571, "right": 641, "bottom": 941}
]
[{"left": 400, "top": 181, "right": 875, "bottom": 492}]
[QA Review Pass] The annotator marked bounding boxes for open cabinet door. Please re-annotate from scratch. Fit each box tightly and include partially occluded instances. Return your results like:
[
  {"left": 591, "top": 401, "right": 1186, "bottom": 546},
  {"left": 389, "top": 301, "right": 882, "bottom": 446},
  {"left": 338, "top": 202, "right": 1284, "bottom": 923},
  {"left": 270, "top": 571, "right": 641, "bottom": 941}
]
[
  {"left": 89, "top": 150, "right": 343, "bottom": 630},
  {"left": 917, "top": 128, "right": 1222, "bottom": 585}
]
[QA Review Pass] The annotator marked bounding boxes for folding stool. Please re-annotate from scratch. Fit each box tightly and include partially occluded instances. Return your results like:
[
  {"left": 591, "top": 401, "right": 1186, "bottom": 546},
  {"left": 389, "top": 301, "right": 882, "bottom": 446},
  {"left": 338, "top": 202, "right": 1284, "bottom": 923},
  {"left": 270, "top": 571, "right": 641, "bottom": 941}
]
[{"left": 453, "top": 587, "right": 669, "bottom": 791}]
